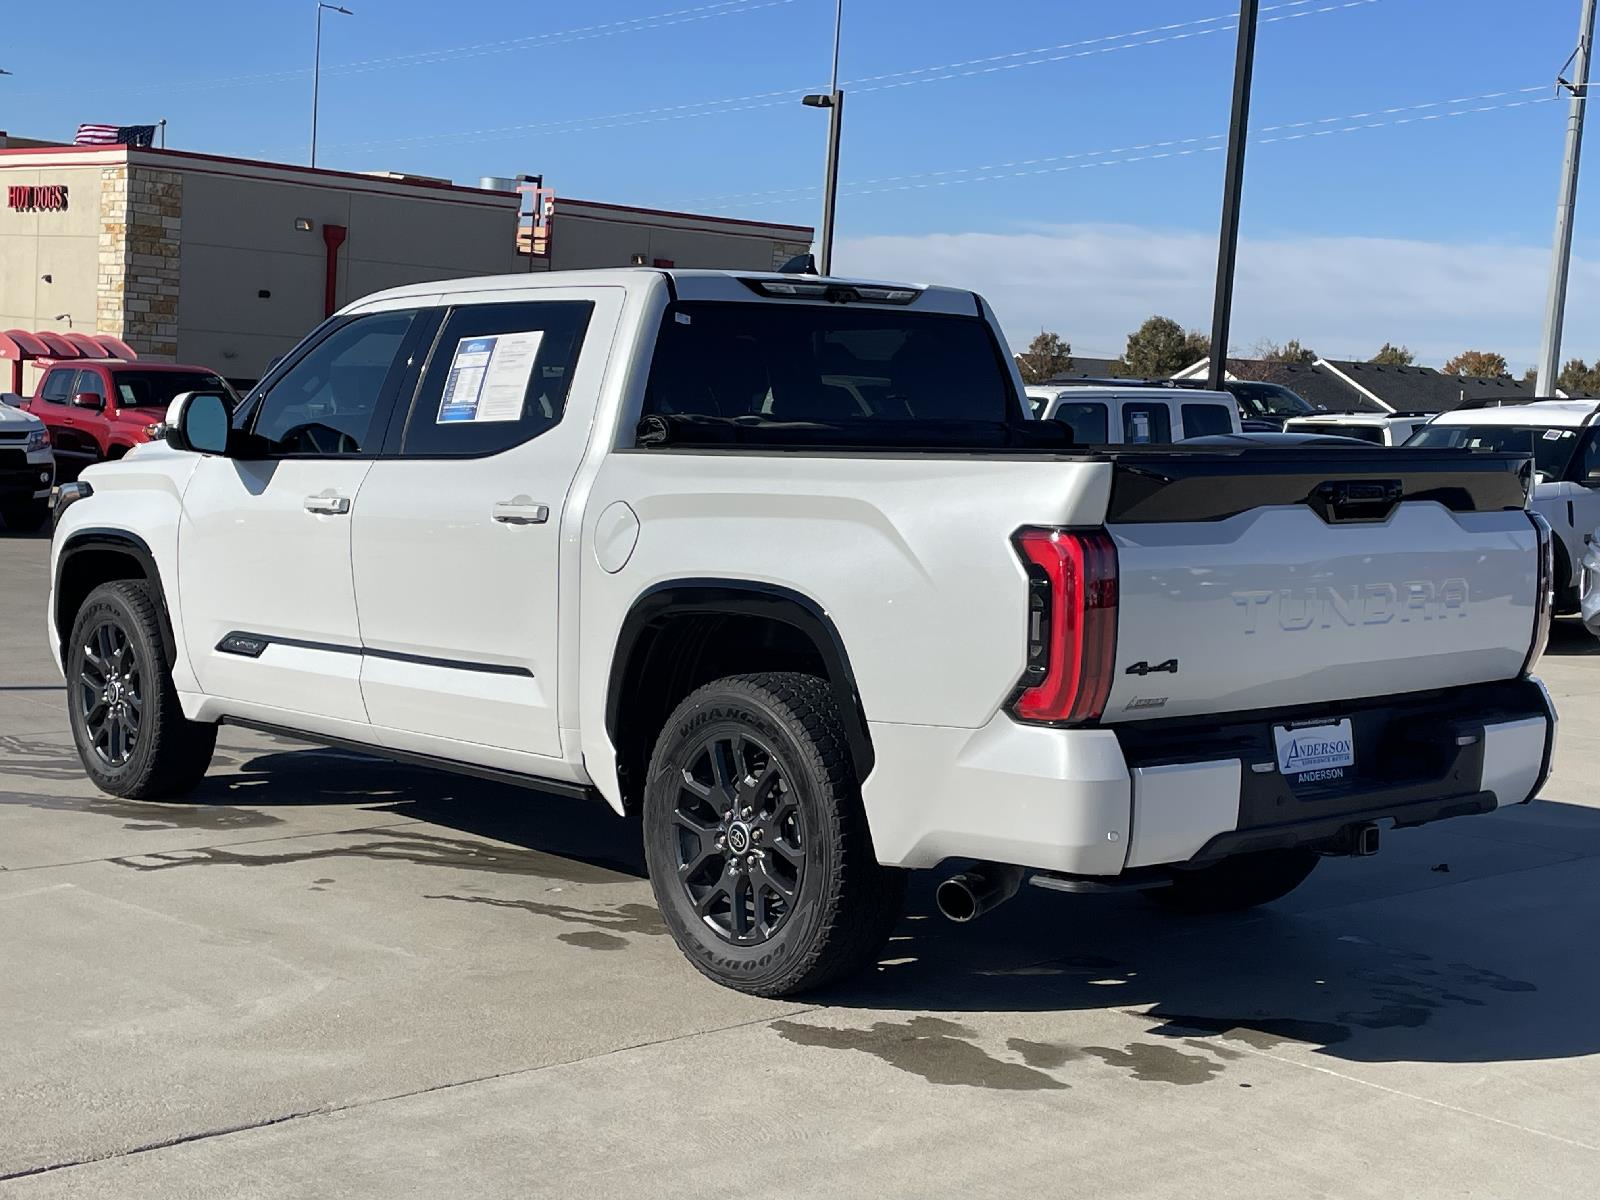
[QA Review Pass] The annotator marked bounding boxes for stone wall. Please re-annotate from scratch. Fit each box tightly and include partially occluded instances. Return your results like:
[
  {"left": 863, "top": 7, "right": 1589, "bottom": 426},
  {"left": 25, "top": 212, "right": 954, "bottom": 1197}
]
[{"left": 96, "top": 165, "right": 182, "bottom": 360}]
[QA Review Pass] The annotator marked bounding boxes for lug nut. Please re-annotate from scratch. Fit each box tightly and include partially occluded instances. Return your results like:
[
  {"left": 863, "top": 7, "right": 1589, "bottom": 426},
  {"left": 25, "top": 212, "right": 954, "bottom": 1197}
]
[{"left": 741, "top": 807, "right": 753, "bottom": 819}]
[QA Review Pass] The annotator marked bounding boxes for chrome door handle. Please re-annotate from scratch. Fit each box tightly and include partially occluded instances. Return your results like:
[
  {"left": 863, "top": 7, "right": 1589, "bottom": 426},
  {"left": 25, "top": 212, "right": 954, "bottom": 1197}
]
[
  {"left": 492, "top": 498, "right": 550, "bottom": 525},
  {"left": 304, "top": 493, "right": 352, "bottom": 515}
]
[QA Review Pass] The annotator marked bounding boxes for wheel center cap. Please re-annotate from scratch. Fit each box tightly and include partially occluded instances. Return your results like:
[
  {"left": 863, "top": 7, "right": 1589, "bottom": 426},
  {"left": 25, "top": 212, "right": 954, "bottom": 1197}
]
[{"left": 726, "top": 822, "right": 752, "bottom": 854}]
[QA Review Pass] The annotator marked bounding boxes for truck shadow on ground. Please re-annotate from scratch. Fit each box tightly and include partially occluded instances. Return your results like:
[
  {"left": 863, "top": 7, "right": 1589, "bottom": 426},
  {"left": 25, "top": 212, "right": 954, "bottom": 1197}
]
[
  {"left": 1546, "top": 617, "right": 1600, "bottom": 656},
  {"left": 39, "top": 736, "right": 1597, "bottom": 1079}
]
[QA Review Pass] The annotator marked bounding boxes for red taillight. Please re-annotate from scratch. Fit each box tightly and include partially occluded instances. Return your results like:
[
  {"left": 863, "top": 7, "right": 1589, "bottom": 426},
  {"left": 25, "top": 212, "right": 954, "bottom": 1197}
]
[{"left": 1009, "top": 528, "right": 1119, "bottom": 724}]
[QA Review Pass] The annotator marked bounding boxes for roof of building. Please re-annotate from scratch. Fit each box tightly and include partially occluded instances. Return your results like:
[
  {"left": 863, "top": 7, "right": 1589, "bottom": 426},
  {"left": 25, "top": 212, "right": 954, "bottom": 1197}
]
[
  {"left": 1178, "top": 355, "right": 1555, "bottom": 414},
  {"left": 1040, "top": 356, "right": 1124, "bottom": 380},
  {"left": 1317, "top": 359, "right": 1541, "bottom": 413}
]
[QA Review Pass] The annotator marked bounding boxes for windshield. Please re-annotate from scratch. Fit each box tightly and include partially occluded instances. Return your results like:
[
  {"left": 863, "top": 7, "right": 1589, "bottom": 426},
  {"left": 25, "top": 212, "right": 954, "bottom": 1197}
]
[
  {"left": 1407, "top": 423, "right": 1578, "bottom": 478},
  {"left": 112, "top": 370, "right": 233, "bottom": 408},
  {"left": 643, "top": 301, "right": 1017, "bottom": 425},
  {"left": 1228, "top": 382, "right": 1314, "bottom": 416}
]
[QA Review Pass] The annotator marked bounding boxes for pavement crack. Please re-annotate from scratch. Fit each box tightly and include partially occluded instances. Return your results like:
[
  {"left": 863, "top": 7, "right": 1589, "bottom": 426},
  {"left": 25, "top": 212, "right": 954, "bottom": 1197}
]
[{"left": 0, "top": 1007, "right": 815, "bottom": 1182}]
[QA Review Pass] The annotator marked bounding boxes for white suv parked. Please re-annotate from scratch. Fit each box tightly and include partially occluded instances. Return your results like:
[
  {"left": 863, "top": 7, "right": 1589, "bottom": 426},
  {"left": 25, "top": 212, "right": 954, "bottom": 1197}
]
[
  {"left": 48, "top": 269, "right": 1555, "bottom": 994},
  {"left": 1025, "top": 385, "right": 1242, "bottom": 443}
]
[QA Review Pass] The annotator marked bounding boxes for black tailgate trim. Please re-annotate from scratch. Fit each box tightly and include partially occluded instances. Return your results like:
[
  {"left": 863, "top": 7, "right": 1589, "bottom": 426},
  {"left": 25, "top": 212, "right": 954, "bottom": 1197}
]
[{"left": 1106, "top": 447, "right": 1530, "bottom": 524}]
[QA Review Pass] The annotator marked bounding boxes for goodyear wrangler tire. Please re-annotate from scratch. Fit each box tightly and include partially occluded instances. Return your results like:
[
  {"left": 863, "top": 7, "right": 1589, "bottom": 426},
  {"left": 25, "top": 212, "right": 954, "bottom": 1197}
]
[
  {"left": 642, "top": 672, "right": 905, "bottom": 996},
  {"left": 66, "top": 580, "right": 217, "bottom": 799},
  {"left": 1144, "top": 848, "right": 1319, "bottom": 914}
]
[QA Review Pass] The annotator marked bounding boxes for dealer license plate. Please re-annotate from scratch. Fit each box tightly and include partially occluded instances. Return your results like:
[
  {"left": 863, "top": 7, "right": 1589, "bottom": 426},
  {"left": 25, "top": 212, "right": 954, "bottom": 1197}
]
[{"left": 1273, "top": 719, "right": 1355, "bottom": 785}]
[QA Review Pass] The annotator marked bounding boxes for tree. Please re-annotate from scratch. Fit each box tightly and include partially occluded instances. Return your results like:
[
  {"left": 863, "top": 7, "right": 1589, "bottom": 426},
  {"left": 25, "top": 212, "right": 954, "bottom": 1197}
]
[
  {"left": 1016, "top": 330, "right": 1072, "bottom": 384},
  {"left": 1119, "top": 316, "right": 1209, "bottom": 378},
  {"left": 1261, "top": 338, "right": 1316, "bottom": 364},
  {"left": 1558, "top": 358, "right": 1600, "bottom": 395},
  {"left": 1441, "top": 350, "right": 1509, "bottom": 378},
  {"left": 1370, "top": 343, "right": 1414, "bottom": 366},
  {"left": 1523, "top": 367, "right": 1538, "bottom": 386}
]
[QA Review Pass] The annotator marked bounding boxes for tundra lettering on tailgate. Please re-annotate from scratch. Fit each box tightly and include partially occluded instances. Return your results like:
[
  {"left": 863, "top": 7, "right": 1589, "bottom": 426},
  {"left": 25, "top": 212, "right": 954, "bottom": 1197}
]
[{"left": 1233, "top": 579, "right": 1470, "bottom": 634}]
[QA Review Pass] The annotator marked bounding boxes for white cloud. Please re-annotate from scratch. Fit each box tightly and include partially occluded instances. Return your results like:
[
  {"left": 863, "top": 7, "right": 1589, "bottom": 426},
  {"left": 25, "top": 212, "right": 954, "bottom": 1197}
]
[{"left": 838, "top": 223, "right": 1600, "bottom": 370}]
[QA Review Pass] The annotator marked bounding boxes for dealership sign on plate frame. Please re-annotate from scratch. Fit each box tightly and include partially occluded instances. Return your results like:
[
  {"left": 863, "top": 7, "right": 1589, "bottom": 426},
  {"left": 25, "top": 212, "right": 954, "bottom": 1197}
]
[{"left": 7, "top": 185, "right": 69, "bottom": 212}]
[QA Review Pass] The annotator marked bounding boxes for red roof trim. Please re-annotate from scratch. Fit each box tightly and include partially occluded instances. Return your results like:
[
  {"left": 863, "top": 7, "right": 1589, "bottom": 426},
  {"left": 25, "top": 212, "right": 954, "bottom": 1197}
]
[
  {"left": 562, "top": 196, "right": 812, "bottom": 234},
  {"left": 0, "top": 144, "right": 511, "bottom": 199}
]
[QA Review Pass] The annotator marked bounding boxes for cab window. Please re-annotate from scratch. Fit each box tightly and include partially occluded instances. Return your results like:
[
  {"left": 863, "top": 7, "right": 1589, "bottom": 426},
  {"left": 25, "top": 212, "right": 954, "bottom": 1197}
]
[
  {"left": 1051, "top": 401, "right": 1109, "bottom": 444},
  {"left": 1180, "top": 403, "right": 1232, "bottom": 438},
  {"left": 249, "top": 310, "right": 416, "bottom": 456},
  {"left": 1122, "top": 402, "right": 1172, "bottom": 444},
  {"left": 73, "top": 370, "right": 106, "bottom": 403},
  {"left": 39, "top": 369, "right": 75, "bottom": 405},
  {"left": 400, "top": 300, "right": 593, "bottom": 457}
]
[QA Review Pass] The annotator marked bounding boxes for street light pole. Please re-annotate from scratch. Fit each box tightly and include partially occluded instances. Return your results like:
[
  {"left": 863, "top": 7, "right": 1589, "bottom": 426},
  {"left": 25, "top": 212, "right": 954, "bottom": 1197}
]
[
  {"left": 310, "top": 3, "right": 353, "bottom": 168},
  {"left": 802, "top": 0, "right": 845, "bottom": 275},
  {"left": 1536, "top": 0, "right": 1596, "bottom": 397},
  {"left": 1206, "top": 0, "right": 1260, "bottom": 391}
]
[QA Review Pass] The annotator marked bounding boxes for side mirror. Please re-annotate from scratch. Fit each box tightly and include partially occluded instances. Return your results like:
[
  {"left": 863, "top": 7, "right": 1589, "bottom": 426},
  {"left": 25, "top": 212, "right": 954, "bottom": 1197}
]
[
  {"left": 165, "top": 392, "right": 231, "bottom": 455},
  {"left": 72, "top": 391, "right": 105, "bottom": 410}
]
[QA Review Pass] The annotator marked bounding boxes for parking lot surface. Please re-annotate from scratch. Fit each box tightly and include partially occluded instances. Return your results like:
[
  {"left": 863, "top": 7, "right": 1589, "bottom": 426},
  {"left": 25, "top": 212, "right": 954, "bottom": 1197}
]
[{"left": 3, "top": 529, "right": 1599, "bottom": 1198}]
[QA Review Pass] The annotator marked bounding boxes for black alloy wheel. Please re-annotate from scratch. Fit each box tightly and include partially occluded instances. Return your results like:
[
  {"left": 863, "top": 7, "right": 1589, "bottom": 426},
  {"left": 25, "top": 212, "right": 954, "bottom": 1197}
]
[
  {"left": 673, "top": 730, "right": 806, "bottom": 945},
  {"left": 642, "top": 672, "right": 905, "bottom": 996},
  {"left": 78, "top": 617, "right": 143, "bottom": 767}
]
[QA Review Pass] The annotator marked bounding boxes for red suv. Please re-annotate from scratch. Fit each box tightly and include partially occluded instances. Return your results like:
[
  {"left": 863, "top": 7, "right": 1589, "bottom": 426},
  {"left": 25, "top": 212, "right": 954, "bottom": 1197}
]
[{"left": 27, "top": 361, "right": 234, "bottom": 474}]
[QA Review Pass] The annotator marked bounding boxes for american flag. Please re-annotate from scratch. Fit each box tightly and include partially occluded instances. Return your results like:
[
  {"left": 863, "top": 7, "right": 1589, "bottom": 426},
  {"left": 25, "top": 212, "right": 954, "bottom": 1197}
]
[{"left": 74, "top": 123, "right": 157, "bottom": 147}]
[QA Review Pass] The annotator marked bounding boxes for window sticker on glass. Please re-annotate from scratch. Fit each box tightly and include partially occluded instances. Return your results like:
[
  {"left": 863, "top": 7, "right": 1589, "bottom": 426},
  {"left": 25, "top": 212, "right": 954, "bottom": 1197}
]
[
  {"left": 436, "top": 331, "right": 546, "bottom": 423},
  {"left": 1544, "top": 429, "right": 1570, "bottom": 440}
]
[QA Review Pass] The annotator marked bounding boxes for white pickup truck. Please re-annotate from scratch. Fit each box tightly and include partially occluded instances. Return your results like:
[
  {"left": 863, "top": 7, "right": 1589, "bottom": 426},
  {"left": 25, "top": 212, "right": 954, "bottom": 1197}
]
[{"left": 49, "top": 269, "right": 1556, "bottom": 995}]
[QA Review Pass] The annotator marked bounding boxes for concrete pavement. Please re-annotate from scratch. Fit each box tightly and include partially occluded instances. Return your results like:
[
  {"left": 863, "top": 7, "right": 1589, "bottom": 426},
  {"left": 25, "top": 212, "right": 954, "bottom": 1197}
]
[{"left": 2, "top": 529, "right": 1598, "bottom": 1198}]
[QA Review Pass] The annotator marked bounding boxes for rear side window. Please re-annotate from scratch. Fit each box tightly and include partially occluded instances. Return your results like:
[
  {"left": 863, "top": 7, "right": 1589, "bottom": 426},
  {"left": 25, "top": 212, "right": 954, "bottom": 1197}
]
[
  {"left": 1180, "top": 403, "right": 1232, "bottom": 437},
  {"left": 40, "top": 369, "right": 75, "bottom": 404},
  {"left": 401, "top": 300, "right": 593, "bottom": 457},
  {"left": 643, "top": 301, "right": 1014, "bottom": 424},
  {"left": 1122, "top": 402, "right": 1172, "bottom": 444},
  {"left": 1052, "top": 401, "right": 1109, "bottom": 443},
  {"left": 112, "top": 370, "right": 228, "bottom": 408},
  {"left": 73, "top": 370, "right": 106, "bottom": 401}
]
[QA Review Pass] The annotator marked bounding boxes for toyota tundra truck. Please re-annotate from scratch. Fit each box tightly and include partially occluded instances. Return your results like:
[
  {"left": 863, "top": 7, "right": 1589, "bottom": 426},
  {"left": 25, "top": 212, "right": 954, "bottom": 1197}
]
[{"left": 47, "top": 269, "right": 1556, "bottom": 995}]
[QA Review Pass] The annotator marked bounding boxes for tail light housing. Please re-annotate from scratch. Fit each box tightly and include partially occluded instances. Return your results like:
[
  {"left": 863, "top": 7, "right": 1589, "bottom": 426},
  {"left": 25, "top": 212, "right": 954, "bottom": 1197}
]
[
  {"left": 1009, "top": 528, "right": 1119, "bottom": 724},
  {"left": 1523, "top": 510, "right": 1554, "bottom": 676}
]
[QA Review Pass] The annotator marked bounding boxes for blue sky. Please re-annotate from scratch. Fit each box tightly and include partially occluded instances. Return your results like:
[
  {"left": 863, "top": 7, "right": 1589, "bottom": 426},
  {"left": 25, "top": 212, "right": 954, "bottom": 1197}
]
[{"left": 3, "top": 0, "right": 1595, "bottom": 366}]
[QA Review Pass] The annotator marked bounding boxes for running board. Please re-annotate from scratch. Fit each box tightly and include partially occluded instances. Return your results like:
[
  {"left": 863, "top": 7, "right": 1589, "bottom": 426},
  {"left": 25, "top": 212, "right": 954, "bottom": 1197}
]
[{"left": 218, "top": 717, "right": 600, "bottom": 803}]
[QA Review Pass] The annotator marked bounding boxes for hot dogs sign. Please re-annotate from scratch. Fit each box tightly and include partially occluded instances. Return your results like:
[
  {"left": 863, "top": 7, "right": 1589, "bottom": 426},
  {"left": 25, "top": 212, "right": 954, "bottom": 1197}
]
[{"left": 7, "top": 185, "right": 69, "bottom": 212}]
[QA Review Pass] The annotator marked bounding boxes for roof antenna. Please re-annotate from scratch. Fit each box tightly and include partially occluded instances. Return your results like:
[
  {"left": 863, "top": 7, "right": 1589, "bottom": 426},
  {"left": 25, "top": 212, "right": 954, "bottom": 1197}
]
[{"left": 777, "top": 252, "right": 818, "bottom": 275}]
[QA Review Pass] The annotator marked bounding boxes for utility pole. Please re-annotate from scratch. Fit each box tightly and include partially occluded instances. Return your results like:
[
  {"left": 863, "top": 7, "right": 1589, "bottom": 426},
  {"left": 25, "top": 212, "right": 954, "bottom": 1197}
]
[
  {"left": 1536, "top": 0, "right": 1596, "bottom": 397},
  {"left": 802, "top": 0, "right": 845, "bottom": 275},
  {"left": 1207, "top": 0, "right": 1260, "bottom": 391}
]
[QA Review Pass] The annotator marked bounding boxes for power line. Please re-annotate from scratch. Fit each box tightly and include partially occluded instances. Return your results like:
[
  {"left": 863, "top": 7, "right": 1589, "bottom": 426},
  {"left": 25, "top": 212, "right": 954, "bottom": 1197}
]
[
  {"left": 693, "top": 85, "right": 1558, "bottom": 209},
  {"left": 697, "top": 85, "right": 1552, "bottom": 204},
  {"left": 314, "top": 0, "right": 1382, "bottom": 155},
  {"left": 12, "top": 0, "right": 796, "bottom": 100}
]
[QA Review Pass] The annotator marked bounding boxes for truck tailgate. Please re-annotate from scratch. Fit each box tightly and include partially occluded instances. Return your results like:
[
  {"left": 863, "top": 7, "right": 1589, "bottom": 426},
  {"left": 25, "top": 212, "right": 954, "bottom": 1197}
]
[{"left": 1099, "top": 449, "right": 1540, "bottom": 723}]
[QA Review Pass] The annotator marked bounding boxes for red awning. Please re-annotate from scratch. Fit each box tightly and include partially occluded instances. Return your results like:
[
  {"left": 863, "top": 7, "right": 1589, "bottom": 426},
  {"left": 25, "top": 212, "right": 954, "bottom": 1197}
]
[
  {"left": 33, "top": 332, "right": 81, "bottom": 358},
  {"left": 63, "top": 332, "right": 111, "bottom": 357},
  {"left": 90, "top": 334, "right": 138, "bottom": 361},
  {"left": 0, "top": 329, "right": 52, "bottom": 360}
]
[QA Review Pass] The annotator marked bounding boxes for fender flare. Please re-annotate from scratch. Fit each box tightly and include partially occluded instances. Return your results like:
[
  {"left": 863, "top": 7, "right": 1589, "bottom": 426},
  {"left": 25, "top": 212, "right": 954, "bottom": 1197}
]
[
  {"left": 605, "top": 579, "right": 874, "bottom": 779},
  {"left": 55, "top": 527, "right": 178, "bottom": 665}
]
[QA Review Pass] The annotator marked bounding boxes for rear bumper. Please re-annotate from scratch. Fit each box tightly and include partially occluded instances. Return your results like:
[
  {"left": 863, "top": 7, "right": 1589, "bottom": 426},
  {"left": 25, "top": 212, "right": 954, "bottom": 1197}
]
[{"left": 860, "top": 677, "right": 1555, "bottom": 874}]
